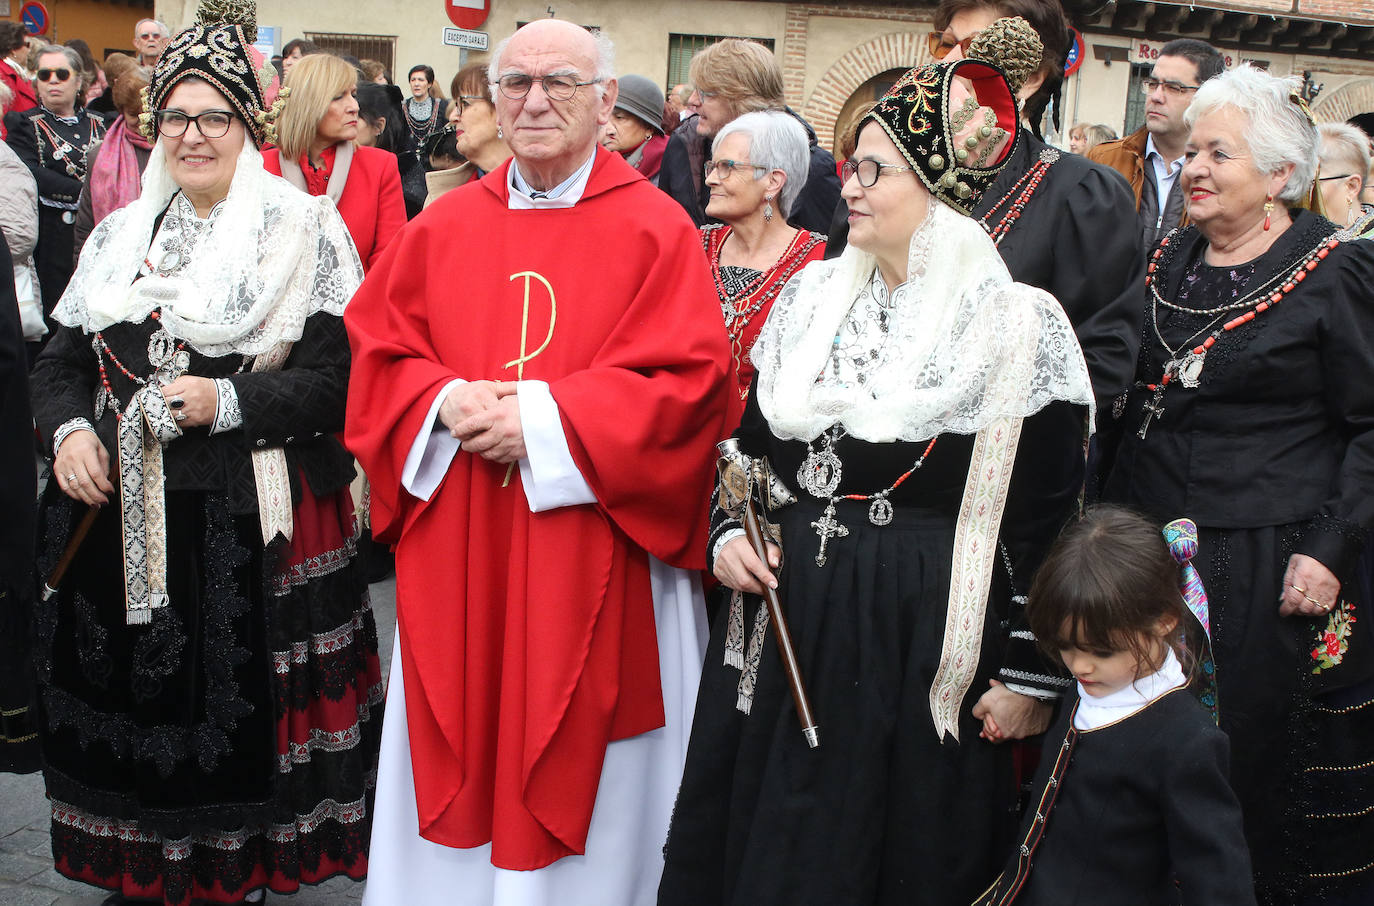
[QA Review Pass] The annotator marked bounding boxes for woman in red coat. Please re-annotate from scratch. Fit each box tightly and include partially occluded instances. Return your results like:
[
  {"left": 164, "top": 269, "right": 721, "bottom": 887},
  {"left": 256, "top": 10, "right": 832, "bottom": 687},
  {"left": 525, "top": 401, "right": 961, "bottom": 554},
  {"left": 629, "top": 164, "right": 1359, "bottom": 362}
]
[{"left": 263, "top": 53, "right": 406, "bottom": 271}]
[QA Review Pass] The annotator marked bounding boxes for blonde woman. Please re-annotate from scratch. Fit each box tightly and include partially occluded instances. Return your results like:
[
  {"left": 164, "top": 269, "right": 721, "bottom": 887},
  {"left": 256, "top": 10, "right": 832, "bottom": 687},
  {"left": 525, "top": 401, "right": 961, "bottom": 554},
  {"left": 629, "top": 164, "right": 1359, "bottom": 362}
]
[{"left": 263, "top": 52, "right": 406, "bottom": 271}]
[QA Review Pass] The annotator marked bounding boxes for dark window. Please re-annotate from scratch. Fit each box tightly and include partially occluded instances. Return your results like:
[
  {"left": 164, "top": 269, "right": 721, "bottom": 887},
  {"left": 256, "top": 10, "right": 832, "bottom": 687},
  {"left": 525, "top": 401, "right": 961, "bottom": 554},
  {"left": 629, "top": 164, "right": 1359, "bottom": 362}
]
[
  {"left": 1123, "top": 61, "right": 1150, "bottom": 136},
  {"left": 667, "top": 34, "right": 776, "bottom": 90},
  {"left": 305, "top": 32, "right": 398, "bottom": 79}
]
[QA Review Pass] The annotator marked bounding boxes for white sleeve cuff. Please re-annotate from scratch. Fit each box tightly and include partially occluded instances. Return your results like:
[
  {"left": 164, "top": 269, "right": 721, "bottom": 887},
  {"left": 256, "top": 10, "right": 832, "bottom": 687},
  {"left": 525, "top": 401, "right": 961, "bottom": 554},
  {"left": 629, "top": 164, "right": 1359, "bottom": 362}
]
[
  {"left": 712, "top": 528, "right": 746, "bottom": 570},
  {"left": 401, "top": 378, "right": 465, "bottom": 501},
  {"left": 518, "top": 380, "right": 596, "bottom": 512}
]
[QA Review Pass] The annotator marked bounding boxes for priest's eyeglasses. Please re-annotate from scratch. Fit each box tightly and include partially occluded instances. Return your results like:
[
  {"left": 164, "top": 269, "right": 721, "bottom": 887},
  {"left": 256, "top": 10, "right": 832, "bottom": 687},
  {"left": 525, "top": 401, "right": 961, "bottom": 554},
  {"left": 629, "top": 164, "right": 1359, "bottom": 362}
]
[
  {"left": 704, "top": 159, "right": 769, "bottom": 181},
  {"left": 495, "top": 74, "right": 603, "bottom": 101},
  {"left": 154, "top": 109, "right": 236, "bottom": 138},
  {"left": 842, "top": 158, "right": 917, "bottom": 188},
  {"left": 1140, "top": 77, "right": 1200, "bottom": 97}
]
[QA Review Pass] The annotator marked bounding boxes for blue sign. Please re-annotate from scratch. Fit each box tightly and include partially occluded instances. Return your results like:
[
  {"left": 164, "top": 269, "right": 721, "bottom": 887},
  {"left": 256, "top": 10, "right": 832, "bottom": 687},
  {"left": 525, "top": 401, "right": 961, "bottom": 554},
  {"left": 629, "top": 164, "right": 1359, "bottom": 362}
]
[
  {"left": 1064, "top": 28, "right": 1085, "bottom": 76},
  {"left": 20, "top": 1, "right": 49, "bottom": 36}
]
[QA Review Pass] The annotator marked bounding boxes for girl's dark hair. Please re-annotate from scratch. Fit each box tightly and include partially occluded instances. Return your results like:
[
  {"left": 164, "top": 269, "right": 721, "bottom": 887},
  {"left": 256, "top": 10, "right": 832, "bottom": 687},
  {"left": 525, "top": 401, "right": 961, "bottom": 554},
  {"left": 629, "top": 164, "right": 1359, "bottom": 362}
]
[
  {"left": 282, "top": 39, "right": 319, "bottom": 59},
  {"left": 935, "top": 0, "right": 1071, "bottom": 137},
  {"left": 1028, "top": 505, "right": 1194, "bottom": 676},
  {"left": 356, "top": 82, "right": 409, "bottom": 154}
]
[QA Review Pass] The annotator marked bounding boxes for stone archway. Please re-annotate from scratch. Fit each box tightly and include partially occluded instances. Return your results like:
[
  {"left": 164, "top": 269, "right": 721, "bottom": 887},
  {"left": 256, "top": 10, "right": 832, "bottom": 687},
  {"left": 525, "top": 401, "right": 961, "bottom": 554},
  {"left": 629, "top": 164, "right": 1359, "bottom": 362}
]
[
  {"left": 1311, "top": 77, "right": 1374, "bottom": 123},
  {"left": 802, "top": 31, "right": 934, "bottom": 152}
]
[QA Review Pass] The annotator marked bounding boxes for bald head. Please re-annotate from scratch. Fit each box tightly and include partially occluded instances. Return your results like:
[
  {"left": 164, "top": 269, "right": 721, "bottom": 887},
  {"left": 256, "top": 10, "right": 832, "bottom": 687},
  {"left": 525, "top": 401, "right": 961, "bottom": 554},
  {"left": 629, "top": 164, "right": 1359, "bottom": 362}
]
[{"left": 489, "top": 19, "right": 619, "bottom": 191}]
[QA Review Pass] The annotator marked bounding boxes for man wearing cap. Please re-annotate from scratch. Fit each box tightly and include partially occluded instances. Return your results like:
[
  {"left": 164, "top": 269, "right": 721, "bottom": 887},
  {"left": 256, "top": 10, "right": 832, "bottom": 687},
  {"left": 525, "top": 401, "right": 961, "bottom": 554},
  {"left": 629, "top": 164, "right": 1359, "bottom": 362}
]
[{"left": 600, "top": 73, "right": 667, "bottom": 184}]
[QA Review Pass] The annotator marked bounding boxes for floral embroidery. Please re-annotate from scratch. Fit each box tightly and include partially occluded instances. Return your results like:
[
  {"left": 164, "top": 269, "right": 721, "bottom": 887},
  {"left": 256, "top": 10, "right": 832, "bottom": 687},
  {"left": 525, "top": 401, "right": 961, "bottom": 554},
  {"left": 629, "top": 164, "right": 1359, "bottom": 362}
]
[{"left": 1311, "top": 601, "right": 1356, "bottom": 674}]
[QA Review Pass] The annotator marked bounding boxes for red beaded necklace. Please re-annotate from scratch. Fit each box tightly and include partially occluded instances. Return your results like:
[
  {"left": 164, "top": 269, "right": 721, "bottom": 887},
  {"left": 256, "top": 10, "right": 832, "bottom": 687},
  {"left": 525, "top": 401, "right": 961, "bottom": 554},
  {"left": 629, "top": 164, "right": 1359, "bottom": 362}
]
[
  {"left": 980, "top": 148, "right": 1058, "bottom": 247},
  {"left": 839, "top": 435, "right": 939, "bottom": 525},
  {"left": 1135, "top": 232, "right": 1340, "bottom": 438},
  {"left": 94, "top": 311, "right": 182, "bottom": 422}
]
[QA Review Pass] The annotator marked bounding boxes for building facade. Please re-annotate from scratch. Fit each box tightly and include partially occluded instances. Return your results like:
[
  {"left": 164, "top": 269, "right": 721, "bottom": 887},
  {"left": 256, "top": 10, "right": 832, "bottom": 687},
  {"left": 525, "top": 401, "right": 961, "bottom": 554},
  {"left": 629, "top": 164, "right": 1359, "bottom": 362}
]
[
  {"left": 3, "top": 0, "right": 152, "bottom": 62},
  {"left": 153, "top": 0, "right": 1374, "bottom": 156}
]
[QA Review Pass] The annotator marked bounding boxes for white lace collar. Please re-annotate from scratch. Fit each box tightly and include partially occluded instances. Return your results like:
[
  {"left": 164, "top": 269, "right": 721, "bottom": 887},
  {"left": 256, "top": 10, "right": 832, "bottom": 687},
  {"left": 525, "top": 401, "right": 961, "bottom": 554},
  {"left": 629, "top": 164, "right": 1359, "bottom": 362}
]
[
  {"left": 1073, "top": 648, "right": 1188, "bottom": 731},
  {"left": 752, "top": 200, "right": 1094, "bottom": 444}
]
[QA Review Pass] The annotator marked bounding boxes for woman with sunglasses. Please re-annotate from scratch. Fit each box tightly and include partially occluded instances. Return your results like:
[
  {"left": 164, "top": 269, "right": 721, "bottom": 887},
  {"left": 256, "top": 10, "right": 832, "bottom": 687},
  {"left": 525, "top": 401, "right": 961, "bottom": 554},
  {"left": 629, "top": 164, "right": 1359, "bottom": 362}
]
[
  {"left": 660, "top": 28, "right": 1093, "bottom": 906},
  {"left": 3, "top": 43, "right": 104, "bottom": 338},
  {"left": 28, "top": 6, "right": 382, "bottom": 903}
]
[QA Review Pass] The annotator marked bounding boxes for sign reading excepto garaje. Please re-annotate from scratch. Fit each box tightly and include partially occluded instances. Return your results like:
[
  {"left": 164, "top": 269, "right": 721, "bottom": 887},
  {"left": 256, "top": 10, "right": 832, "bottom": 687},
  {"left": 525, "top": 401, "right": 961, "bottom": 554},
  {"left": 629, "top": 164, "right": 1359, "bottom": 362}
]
[
  {"left": 442, "top": 27, "right": 489, "bottom": 50},
  {"left": 446, "top": 0, "right": 489, "bottom": 30}
]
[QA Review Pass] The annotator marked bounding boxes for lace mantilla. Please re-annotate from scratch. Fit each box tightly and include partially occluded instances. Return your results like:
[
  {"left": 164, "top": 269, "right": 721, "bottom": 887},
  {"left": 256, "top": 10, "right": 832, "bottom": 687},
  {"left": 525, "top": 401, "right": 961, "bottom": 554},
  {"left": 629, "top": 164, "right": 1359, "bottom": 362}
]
[
  {"left": 52, "top": 142, "right": 363, "bottom": 358},
  {"left": 753, "top": 201, "right": 1095, "bottom": 443}
]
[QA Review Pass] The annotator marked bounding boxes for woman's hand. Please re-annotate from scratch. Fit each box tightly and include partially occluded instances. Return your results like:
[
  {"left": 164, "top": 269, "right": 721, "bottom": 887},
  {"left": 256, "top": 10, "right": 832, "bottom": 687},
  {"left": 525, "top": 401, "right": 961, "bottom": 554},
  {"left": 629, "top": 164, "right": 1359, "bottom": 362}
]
[
  {"left": 972, "top": 679, "right": 1052, "bottom": 744},
  {"left": 1280, "top": 553, "right": 1342, "bottom": 619},
  {"left": 54, "top": 430, "right": 115, "bottom": 506},
  {"left": 714, "top": 535, "right": 781, "bottom": 595},
  {"left": 160, "top": 376, "right": 219, "bottom": 429}
]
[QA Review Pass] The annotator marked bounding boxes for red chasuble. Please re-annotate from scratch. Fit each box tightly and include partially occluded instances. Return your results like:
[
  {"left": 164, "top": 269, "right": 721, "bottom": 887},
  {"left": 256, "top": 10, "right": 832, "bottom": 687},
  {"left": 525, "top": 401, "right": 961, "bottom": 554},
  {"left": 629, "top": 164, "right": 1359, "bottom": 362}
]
[{"left": 345, "top": 151, "right": 731, "bottom": 870}]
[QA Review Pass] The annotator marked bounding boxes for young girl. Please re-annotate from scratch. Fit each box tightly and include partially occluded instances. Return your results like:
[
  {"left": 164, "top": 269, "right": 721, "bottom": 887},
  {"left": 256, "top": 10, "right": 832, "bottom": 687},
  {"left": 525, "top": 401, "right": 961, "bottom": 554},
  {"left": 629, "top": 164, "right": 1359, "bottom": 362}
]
[{"left": 974, "top": 505, "right": 1256, "bottom": 906}]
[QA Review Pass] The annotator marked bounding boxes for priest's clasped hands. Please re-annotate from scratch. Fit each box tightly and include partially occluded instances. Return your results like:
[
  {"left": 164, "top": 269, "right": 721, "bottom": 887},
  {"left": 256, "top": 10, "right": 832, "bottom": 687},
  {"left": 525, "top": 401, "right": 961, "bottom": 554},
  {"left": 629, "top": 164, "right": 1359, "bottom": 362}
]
[{"left": 440, "top": 380, "right": 528, "bottom": 463}]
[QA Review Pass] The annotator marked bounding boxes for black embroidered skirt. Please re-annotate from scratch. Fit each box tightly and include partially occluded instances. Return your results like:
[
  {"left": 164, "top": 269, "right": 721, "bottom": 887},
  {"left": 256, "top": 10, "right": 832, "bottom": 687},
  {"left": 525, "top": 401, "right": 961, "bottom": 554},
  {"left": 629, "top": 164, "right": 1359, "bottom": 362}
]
[
  {"left": 34, "top": 484, "right": 383, "bottom": 905},
  {"left": 1195, "top": 524, "right": 1374, "bottom": 905},
  {"left": 660, "top": 499, "right": 1016, "bottom": 906}
]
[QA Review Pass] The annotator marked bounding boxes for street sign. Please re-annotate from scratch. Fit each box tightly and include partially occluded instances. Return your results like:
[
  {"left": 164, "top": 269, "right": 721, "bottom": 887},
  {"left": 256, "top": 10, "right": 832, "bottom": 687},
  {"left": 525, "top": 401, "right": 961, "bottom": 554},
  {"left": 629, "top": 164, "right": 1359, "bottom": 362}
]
[
  {"left": 1064, "top": 28, "right": 1084, "bottom": 76},
  {"left": 19, "top": 1, "right": 48, "bottom": 36},
  {"left": 446, "top": 0, "right": 489, "bottom": 30},
  {"left": 442, "top": 27, "right": 489, "bottom": 51}
]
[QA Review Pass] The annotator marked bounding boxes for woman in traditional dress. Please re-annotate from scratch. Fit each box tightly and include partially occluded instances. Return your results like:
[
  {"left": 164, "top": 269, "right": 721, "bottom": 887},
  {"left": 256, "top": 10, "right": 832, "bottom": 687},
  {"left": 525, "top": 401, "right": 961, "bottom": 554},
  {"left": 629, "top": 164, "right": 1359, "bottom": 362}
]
[
  {"left": 402, "top": 64, "right": 448, "bottom": 167},
  {"left": 659, "top": 42, "right": 1095, "bottom": 906},
  {"left": 264, "top": 52, "right": 406, "bottom": 271},
  {"left": 700, "top": 109, "right": 824, "bottom": 419},
  {"left": 1104, "top": 65, "right": 1374, "bottom": 904},
  {"left": 1317, "top": 121, "right": 1374, "bottom": 239},
  {"left": 28, "top": 3, "right": 383, "bottom": 903}
]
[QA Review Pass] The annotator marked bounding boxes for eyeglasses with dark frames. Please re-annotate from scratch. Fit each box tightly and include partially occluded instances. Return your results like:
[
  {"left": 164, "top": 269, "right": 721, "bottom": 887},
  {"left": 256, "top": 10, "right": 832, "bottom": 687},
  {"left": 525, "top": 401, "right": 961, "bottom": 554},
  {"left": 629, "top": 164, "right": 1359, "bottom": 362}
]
[
  {"left": 703, "top": 158, "right": 769, "bottom": 181},
  {"left": 1318, "top": 173, "right": 1355, "bottom": 181},
  {"left": 494, "top": 73, "right": 602, "bottom": 101},
  {"left": 154, "top": 109, "right": 236, "bottom": 139},
  {"left": 1140, "top": 77, "right": 1200, "bottom": 97},
  {"left": 842, "top": 158, "right": 917, "bottom": 188},
  {"left": 36, "top": 68, "right": 72, "bottom": 82},
  {"left": 455, "top": 94, "right": 487, "bottom": 111}
]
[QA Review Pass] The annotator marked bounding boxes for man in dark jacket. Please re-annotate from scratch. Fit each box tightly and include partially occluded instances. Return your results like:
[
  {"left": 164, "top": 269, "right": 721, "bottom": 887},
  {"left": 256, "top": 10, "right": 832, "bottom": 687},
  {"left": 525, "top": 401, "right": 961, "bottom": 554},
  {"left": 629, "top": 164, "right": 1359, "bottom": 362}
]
[
  {"left": 659, "top": 38, "right": 840, "bottom": 235},
  {"left": 1087, "top": 39, "right": 1224, "bottom": 253}
]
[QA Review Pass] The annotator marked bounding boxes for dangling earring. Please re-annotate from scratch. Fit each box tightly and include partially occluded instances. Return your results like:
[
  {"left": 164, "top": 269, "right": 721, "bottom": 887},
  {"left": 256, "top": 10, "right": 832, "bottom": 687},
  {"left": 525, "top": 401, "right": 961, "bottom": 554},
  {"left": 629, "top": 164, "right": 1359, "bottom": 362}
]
[
  {"left": 1263, "top": 194, "right": 1274, "bottom": 231},
  {"left": 763, "top": 195, "right": 774, "bottom": 223},
  {"left": 497, "top": 126, "right": 504, "bottom": 139}
]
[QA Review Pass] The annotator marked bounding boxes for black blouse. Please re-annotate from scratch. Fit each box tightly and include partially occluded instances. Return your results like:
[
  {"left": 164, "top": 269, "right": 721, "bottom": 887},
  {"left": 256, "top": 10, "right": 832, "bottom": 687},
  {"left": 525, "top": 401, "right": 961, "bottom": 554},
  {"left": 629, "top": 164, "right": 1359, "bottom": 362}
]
[{"left": 1106, "top": 210, "right": 1374, "bottom": 582}]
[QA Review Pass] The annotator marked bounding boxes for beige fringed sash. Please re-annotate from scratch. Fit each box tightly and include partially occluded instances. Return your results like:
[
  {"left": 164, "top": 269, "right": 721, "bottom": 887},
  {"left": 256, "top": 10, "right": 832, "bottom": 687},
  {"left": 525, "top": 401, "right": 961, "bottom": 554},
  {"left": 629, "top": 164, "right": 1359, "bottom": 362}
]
[
  {"left": 118, "top": 385, "right": 182, "bottom": 624},
  {"left": 251, "top": 341, "right": 295, "bottom": 543},
  {"left": 117, "top": 342, "right": 295, "bottom": 626},
  {"left": 928, "top": 416, "right": 1022, "bottom": 742}
]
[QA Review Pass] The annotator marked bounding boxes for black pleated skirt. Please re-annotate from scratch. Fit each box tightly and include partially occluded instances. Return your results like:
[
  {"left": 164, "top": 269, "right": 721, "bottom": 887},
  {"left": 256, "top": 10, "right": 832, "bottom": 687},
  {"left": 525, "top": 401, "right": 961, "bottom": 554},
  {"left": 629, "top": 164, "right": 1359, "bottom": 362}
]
[{"left": 661, "top": 499, "right": 1016, "bottom": 906}]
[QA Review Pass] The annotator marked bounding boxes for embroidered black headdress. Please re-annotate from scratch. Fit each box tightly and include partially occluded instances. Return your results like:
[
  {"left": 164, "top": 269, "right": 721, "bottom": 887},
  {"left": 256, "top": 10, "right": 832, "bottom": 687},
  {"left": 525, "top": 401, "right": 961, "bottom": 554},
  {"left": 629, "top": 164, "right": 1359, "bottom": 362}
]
[
  {"left": 864, "top": 58, "right": 1021, "bottom": 216},
  {"left": 141, "top": 0, "right": 282, "bottom": 145}
]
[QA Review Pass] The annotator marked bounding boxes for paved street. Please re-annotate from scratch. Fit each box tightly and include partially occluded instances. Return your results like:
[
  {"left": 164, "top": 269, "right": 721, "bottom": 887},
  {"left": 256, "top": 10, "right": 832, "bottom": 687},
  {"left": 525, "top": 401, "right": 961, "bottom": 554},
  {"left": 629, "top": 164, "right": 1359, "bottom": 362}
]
[{"left": 0, "top": 576, "right": 397, "bottom": 906}]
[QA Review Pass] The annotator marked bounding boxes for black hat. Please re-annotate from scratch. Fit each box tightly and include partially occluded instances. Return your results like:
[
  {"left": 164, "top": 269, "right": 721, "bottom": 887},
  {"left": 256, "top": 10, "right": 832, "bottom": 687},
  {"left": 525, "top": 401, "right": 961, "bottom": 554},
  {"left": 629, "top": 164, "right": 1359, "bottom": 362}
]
[
  {"left": 864, "top": 58, "right": 1021, "bottom": 217},
  {"left": 142, "top": 0, "right": 281, "bottom": 146}
]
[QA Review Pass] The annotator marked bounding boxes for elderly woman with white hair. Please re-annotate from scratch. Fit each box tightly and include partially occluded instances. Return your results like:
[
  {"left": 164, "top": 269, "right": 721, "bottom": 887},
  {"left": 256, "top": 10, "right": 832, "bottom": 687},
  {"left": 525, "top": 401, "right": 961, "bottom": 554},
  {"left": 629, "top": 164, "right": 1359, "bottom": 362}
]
[
  {"left": 701, "top": 109, "right": 824, "bottom": 415},
  {"left": 1105, "top": 65, "right": 1374, "bottom": 903},
  {"left": 1318, "top": 121, "right": 1374, "bottom": 238}
]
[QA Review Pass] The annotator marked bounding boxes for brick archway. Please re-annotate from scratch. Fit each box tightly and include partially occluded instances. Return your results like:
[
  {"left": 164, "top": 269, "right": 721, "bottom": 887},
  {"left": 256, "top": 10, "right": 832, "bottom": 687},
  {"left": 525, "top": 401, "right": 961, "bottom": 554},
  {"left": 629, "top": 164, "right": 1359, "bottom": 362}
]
[
  {"left": 1311, "top": 77, "right": 1374, "bottom": 123},
  {"left": 802, "top": 31, "right": 933, "bottom": 152}
]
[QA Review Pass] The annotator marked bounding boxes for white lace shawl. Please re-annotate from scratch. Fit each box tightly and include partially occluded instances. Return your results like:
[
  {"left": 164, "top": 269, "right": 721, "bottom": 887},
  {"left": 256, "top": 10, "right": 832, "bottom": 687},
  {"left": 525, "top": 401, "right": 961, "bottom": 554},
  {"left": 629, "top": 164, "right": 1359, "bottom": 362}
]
[
  {"left": 53, "top": 140, "right": 363, "bottom": 358},
  {"left": 752, "top": 201, "right": 1095, "bottom": 443}
]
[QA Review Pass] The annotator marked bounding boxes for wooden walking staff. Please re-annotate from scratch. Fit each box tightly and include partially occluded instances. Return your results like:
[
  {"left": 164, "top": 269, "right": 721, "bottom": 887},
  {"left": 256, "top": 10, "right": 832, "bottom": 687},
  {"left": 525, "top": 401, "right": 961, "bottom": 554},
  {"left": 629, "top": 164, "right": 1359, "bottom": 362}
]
[
  {"left": 41, "top": 504, "right": 102, "bottom": 602},
  {"left": 717, "top": 438, "right": 820, "bottom": 749}
]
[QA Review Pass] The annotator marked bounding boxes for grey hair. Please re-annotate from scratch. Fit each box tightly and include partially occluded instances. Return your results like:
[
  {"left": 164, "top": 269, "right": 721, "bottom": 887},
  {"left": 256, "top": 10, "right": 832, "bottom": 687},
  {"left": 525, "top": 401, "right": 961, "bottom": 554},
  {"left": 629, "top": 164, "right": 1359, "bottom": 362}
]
[
  {"left": 1318, "top": 122, "right": 1372, "bottom": 192},
  {"left": 34, "top": 44, "right": 82, "bottom": 76},
  {"left": 713, "top": 110, "right": 810, "bottom": 217},
  {"left": 487, "top": 25, "right": 615, "bottom": 101},
  {"left": 1184, "top": 64, "right": 1318, "bottom": 205},
  {"left": 135, "top": 18, "right": 171, "bottom": 38}
]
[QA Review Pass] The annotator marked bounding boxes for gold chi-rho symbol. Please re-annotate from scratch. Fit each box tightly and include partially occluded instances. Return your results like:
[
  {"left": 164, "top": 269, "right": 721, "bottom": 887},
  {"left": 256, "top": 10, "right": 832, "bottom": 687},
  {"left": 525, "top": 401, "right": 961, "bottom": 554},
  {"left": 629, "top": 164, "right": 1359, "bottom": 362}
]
[{"left": 501, "top": 271, "right": 557, "bottom": 486}]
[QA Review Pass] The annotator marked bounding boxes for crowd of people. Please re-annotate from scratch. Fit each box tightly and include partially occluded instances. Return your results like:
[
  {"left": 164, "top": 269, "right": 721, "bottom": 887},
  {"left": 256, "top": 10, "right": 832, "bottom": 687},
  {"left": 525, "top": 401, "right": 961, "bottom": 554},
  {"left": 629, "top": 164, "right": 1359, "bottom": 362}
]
[{"left": 2, "top": 0, "right": 1374, "bottom": 904}]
